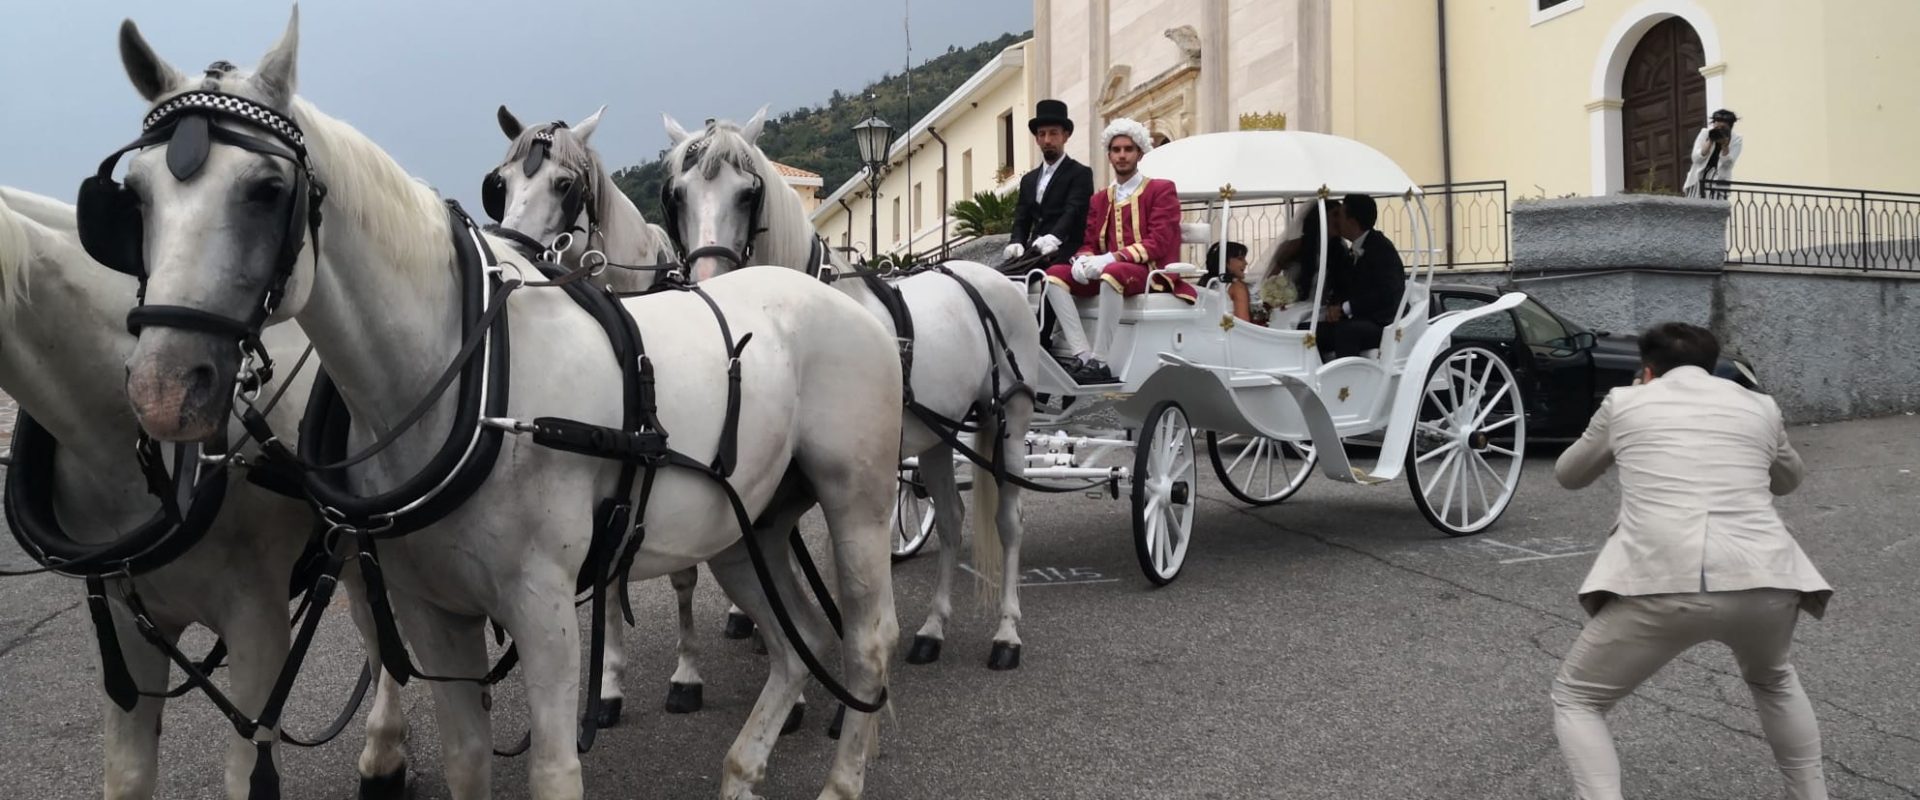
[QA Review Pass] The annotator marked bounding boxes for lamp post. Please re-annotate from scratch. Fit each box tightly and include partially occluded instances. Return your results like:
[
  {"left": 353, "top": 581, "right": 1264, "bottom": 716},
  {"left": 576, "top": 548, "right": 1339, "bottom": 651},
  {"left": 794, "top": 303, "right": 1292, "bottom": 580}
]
[{"left": 852, "top": 115, "right": 894, "bottom": 265}]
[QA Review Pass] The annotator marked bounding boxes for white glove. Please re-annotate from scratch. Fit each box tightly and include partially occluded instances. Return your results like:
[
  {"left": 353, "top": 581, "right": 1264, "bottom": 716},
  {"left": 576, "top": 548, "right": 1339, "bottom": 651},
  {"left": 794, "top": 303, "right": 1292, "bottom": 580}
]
[
  {"left": 1071, "top": 257, "right": 1100, "bottom": 284},
  {"left": 1003, "top": 242, "right": 1025, "bottom": 260},
  {"left": 1033, "top": 234, "right": 1061, "bottom": 255}
]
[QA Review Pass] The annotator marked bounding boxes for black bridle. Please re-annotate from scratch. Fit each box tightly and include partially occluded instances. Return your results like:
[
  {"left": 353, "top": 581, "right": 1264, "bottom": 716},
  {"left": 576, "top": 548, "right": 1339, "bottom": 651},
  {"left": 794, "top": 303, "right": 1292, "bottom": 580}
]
[
  {"left": 657, "top": 137, "right": 767, "bottom": 269},
  {"left": 482, "top": 122, "right": 593, "bottom": 242},
  {"left": 76, "top": 73, "right": 324, "bottom": 377}
]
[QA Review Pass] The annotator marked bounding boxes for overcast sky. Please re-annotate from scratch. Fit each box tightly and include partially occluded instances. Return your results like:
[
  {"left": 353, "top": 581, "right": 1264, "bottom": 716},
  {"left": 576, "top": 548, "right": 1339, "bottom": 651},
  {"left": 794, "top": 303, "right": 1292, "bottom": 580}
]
[{"left": 0, "top": 0, "right": 1030, "bottom": 212}]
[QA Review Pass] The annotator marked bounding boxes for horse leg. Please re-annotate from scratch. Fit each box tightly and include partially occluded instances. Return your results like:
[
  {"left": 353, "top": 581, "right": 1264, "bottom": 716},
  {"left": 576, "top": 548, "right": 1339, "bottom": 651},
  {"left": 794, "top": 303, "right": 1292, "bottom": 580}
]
[
  {"left": 664, "top": 567, "right": 705, "bottom": 713},
  {"left": 341, "top": 563, "right": 410, "bottom": 797},
  {"left": 803, "top": 460, "right": 900, "bottom": 800},
  {"left": 98, "top": 599, "right": 173, "bottom": 800},
  {"left": 594, "top": 587, "right": 628, "bottom": 727},
  {"left": 905, "top": 444, "right": 965, "bottom": 666},
  {"left": 389, "top": 597, "right": 494, "bottom": 800},
  {"left": 981, "top": 391, "right": 1034, "bottom": 670},
  {"left": 499, "top": 565, "right": 585, "bottom": 800},
  {"left": 706, "top": 531, "right": 835, "bottom": 800},
  {"left": 216, "top": 591, "right": 292, "bottom": 799},
  {"left": 724, "top": 600, "right": 755, "bottom": 640}
]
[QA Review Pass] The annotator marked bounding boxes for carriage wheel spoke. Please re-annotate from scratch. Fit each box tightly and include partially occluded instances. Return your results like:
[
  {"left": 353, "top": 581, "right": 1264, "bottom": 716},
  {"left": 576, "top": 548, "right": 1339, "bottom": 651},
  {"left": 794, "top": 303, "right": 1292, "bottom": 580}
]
[
  {"left": 1487, "top": 444, "right": 1518, "bottom": 457},
  {"left": 1481, "top": 414, "right": 1518, "bottom": 434},
  {"left": 1417, "top": 439, "right": 1460, "bottom": 464}
]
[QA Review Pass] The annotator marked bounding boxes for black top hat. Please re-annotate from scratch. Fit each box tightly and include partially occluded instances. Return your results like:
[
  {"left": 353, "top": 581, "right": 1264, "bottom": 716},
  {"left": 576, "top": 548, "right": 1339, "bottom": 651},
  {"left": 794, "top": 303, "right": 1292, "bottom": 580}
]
[{"left": 1028, "top": 99, "right": 1074, "bottom": 135}]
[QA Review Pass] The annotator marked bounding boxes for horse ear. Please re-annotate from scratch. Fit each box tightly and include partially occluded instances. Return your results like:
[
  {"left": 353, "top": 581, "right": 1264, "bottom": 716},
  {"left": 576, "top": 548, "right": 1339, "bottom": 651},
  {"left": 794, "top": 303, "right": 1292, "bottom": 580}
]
[
  {"left": 118, "top": 19, "right": 186, "bottom": 102},
  {"left": 664, "top": 114, "right": 692, "bottom": 146},
  {"left": 573, "top": 105, "right": 607, "bottom": 143},
  {"left": 740, "top": 104, "right": 771, "bottom": 144},
  {"left": 249, "top": 5, "right": 300, "bottom": 107},
  {"left": 497, "top": 105, "right": 523, "bottom": 140}
]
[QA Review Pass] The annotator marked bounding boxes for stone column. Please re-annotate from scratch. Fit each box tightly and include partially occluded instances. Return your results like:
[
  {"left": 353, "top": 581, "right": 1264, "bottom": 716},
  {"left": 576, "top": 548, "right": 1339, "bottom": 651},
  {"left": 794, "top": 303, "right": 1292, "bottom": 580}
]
[
  {"left": 1200, "top": 0, "right": 1229, "bottom": 133},
  {"left": 1089, "top": 0, "right": 1110, "bottom": 184},
  {"left": 1032, "top": 0, "right": 1052, "bottom": 169},
  {"left": 1296, "top": 0, "right": 1331, "bottom": 132}
]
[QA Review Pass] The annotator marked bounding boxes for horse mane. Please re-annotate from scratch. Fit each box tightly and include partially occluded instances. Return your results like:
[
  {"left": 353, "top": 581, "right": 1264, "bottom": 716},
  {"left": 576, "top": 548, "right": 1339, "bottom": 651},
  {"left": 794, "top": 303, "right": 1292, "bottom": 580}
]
[
  {"left": 287, "top": 98, "right": 454, "bottom": 285},
  {"left": 664, "top": 120, "right": 833, "bottom": 270},
  {"left": 0, "top": 196, "right": 31, "bottom": 311}
]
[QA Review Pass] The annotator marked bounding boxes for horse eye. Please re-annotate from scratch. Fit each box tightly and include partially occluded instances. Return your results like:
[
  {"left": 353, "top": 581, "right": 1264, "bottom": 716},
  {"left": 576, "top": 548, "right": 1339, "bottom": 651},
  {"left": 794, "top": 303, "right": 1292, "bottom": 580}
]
[
  {"left": 245, "top": 178, "right": 287, "bottom": 205},
  {"left": 555, "top": 178, "right": 574, "bottom": 194}
]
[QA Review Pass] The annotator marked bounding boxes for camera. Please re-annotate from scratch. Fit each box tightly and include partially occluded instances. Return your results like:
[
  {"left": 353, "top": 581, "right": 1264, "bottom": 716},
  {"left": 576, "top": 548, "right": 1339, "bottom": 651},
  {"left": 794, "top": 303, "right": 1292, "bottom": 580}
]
[{"left": 1708, "top": 127, "right": 1728, "bottom": 142}]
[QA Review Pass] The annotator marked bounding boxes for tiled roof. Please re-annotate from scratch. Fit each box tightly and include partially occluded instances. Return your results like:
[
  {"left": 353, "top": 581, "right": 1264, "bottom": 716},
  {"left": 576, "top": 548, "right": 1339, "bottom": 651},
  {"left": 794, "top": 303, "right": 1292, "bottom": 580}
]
[{"left": 769, "top": 161, "right": 821, "bottom": 180}]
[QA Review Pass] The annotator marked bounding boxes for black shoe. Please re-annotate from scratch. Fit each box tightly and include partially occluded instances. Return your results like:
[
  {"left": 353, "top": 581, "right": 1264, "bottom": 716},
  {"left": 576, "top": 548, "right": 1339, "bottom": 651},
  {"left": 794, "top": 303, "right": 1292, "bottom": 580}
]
[{"left": 1069, "top": 360, "right": 1119, "bottom": 386}]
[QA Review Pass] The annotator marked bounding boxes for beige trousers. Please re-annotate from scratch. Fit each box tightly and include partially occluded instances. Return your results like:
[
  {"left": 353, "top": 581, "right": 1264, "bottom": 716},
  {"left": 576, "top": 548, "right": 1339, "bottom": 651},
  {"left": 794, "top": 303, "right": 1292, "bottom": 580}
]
[{"left": 1551, "top": 589, "right": 1827, "bottom": 800}]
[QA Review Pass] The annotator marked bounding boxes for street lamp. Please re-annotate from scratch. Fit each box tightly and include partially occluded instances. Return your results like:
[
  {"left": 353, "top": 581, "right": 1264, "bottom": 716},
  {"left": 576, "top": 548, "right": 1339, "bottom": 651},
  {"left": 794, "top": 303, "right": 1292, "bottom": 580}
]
[{"left": 852, "top": 115, "right": 894, "bottom": 264}]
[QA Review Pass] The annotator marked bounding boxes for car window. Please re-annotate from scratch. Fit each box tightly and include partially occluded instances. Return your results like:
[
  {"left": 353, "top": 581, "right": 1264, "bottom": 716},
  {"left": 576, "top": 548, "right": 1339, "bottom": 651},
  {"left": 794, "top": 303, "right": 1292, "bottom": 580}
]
[
  {"left": 1513, "top": 298, "right": 1571, "bottom": 347},
  {"left": 1438, "top": 294, "right": 1516, "bottom": 340}
]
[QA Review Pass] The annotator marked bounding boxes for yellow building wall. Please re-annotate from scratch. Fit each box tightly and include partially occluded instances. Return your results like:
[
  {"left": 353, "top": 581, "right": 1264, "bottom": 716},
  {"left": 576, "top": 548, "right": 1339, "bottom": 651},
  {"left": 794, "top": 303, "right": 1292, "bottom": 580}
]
[
  {"left": 1329, "top": 0, "right": 1442, "bottom": 186},
  {"left": 1330, "top": 0, "right": 1920, "bottom": 196},
  {"left": 813, "top": 58, "right": 1029, "bottom": 257}
]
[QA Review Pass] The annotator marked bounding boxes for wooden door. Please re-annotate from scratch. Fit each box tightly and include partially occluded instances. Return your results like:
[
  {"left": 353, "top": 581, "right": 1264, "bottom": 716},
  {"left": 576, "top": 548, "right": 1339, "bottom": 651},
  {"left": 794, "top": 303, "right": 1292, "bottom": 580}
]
[{"left": 1621, "top": 18, "right": 1706, "bottom": 193}]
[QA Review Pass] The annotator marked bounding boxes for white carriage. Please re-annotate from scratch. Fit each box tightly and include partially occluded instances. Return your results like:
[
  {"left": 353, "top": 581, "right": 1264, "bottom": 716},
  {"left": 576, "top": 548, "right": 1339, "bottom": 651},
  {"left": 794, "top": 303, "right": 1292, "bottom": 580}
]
[{"left": 894, "top": 131, "right": 1529, "bottom": 585}]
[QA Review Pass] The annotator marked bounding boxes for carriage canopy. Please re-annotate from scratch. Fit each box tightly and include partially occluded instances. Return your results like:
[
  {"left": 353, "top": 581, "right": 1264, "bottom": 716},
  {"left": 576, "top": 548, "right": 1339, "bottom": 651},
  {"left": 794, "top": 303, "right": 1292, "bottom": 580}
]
[{"left": 1138, "top": 131, "right": 1423, "bottom": 202}]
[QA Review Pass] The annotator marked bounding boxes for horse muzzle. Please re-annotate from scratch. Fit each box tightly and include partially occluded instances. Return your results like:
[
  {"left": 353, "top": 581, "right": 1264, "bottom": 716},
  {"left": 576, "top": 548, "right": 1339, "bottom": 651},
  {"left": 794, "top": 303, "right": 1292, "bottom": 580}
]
[
  {"left": 125, "top": 328, "right": 240, "bottom": 443},
  {"left": 684, "top": 244, "right": 746, "bottom": 282}
]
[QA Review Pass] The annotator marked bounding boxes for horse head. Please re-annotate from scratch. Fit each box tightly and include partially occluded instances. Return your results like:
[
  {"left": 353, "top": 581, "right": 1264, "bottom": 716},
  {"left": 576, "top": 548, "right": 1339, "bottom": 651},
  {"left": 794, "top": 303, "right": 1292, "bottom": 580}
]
[
  {"left": 99, "top": 9, "right": 315, "bottom": 442},
  {"left": 484, "top": 104, "right": 605, "bottom": 252},
  {"left": 660, "top": 106, "right": 774, "bottom": 282}
]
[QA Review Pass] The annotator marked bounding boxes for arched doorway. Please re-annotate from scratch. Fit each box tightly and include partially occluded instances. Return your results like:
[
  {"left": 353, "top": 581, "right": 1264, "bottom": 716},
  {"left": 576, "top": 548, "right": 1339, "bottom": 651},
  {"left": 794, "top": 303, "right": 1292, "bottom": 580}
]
[{"left": 1620, "top": 17, "right": 1706, "bottom": 193}]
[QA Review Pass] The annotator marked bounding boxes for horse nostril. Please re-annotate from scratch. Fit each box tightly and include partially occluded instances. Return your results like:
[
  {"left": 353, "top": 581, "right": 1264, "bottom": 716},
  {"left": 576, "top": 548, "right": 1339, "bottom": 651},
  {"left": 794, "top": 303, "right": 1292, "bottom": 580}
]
[{"left": 183, "top": 363, "right": 216, "bottom": 403}]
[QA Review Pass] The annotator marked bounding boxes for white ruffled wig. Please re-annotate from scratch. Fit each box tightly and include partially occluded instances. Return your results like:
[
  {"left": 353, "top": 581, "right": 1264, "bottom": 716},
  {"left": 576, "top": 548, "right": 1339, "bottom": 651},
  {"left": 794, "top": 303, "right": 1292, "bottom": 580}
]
[{"left": 1101, "top": 117, "right": 1153, "bottom": 155}]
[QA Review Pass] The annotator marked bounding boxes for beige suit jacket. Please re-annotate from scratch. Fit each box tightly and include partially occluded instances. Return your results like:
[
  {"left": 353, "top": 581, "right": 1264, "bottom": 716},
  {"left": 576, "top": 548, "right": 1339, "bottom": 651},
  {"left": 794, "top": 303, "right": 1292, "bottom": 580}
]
[{"left": 1555, "top": 366, "right": 1832, "bottom": 617}]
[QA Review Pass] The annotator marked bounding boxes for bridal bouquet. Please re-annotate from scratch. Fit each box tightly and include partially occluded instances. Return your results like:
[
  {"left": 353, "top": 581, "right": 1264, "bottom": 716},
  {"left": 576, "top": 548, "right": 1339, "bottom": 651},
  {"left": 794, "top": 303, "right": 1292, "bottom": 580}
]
[{"left": 1258, "top": 274, "right": 1298, "bottom": 309}]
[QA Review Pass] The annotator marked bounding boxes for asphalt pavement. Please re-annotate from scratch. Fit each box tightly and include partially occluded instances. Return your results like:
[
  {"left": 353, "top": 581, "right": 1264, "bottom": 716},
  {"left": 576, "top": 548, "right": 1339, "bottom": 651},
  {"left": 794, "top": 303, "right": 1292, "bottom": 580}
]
[{"left": 0, "top": 413, "right": 1915, "bottom": 799}]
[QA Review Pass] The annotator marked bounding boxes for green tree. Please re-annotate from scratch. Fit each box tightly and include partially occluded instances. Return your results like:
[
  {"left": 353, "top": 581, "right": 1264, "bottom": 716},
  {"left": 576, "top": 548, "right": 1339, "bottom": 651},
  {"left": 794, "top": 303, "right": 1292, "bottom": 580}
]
[
  {"left": 614, "top": 30, "right": 1031, "bottom": 216},
  {"left": 950, "top": 190, "right": 1017, "bottom": 237}
]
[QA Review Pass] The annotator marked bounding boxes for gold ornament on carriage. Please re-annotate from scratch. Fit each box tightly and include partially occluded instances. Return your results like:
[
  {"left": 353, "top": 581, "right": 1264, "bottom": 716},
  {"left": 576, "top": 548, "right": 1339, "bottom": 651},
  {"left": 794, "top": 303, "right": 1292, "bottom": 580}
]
[
  {"left": 1302, "top": 333, "right": 1317, "bottom": 348},
  {"left": 1219, "top": 314, "right": 1236, "bottom": 331},
  {"left": 1338, "top": 387, "right": 1351, "bottom": 402},
  {"left": 1218, "top": 183, "right": 1237, "bottom": 201}
]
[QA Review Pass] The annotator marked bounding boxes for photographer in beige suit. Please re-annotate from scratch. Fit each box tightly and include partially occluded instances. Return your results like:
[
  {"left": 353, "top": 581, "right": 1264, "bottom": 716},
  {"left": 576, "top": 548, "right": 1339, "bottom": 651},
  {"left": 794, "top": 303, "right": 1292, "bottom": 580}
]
[{"left": 1552, "top": 322, "right": 1832, "bottom": 800}]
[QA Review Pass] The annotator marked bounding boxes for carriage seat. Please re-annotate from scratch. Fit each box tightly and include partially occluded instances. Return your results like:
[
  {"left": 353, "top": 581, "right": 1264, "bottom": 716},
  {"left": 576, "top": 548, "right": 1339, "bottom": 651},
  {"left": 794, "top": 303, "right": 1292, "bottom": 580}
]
[{"left": 1157, "top": 222, "right": 1217, "bottom": 283}]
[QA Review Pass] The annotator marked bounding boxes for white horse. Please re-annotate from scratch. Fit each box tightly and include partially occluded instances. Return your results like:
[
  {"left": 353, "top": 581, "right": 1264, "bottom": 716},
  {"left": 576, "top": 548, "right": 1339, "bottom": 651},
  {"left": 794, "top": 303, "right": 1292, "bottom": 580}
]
[
  {"left": 662, "top": 111, "right": 1041, "bottom": 670},
  {"left": 484, "top": 105, "right": 709, "bottom": 720},
  {"left": 113, "top": 12, "right": 901, "bottom": 799},
  {"left": 0, "top": 189, "right": 413, "bottom": 798}
]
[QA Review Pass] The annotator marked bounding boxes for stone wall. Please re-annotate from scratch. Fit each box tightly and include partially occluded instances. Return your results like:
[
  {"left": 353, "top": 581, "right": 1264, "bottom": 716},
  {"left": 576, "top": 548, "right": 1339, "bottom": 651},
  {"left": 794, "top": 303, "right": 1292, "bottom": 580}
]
[{"left": 1441, "top": 194, "right": 1920, "bottom": 423}]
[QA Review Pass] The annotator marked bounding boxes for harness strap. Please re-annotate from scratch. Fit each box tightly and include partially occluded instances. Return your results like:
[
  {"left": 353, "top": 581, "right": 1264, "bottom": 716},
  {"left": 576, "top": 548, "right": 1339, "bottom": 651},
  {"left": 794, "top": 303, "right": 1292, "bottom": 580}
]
[
  {"left": 662, "top": 450, "right": 886, "bottom": 713},
  {"left": 354, "top": 537, "right": 520, "bottom": 688}
]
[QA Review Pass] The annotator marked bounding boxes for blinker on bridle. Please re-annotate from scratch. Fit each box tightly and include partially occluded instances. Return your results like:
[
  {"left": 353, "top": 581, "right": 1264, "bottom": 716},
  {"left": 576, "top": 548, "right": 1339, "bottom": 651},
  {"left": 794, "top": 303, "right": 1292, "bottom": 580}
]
[
  {"left": 480, "top": 122, "right": 592, "bottom": 241},
  {"left": 75, "top": 62, "right": 325, "bottom": 378}
]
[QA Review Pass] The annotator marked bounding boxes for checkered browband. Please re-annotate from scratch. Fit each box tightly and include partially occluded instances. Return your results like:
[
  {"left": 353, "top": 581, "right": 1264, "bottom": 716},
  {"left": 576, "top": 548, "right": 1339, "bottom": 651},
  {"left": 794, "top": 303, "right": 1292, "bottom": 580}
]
[{"left": 142, "top": 91, "right": 305, "bottom": 149}]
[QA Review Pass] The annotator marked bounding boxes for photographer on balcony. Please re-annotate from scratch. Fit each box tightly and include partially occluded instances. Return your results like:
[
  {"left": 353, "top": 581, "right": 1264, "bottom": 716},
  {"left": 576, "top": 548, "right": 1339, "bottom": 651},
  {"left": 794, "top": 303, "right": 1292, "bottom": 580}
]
[{"left": 1684, "top": 109, "right": 1742, "bottom": 200}]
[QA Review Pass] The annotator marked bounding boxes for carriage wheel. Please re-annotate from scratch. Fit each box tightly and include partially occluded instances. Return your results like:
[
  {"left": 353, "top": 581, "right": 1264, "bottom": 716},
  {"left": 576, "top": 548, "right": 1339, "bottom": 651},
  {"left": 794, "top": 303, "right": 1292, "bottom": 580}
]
[
  {"left": 1204, "top": 432, "right": 1317, "bottom": 506},
  {"left": 1132, "top": 401, "right": 1197, "bottom": 586},
  {"left": 1405, "top": 344, "right": 1526, "bottom": 536},
  {"left": 891, "top": 470, "right": 935, "bottom": 562}
]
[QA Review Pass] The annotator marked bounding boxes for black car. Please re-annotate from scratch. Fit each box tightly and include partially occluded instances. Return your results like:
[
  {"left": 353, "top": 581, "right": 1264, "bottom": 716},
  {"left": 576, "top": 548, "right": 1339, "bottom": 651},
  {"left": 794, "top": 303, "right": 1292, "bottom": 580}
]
[{"left": 1429, "top": 283, "right": 1762, "bottom": 440}]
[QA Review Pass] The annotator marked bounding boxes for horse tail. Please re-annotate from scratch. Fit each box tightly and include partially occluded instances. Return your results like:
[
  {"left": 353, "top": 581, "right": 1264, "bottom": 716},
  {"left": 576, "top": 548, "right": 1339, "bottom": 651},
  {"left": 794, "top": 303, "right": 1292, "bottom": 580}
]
[{"left": 969, "top": 422, "right": 1004, "bottom": 614}]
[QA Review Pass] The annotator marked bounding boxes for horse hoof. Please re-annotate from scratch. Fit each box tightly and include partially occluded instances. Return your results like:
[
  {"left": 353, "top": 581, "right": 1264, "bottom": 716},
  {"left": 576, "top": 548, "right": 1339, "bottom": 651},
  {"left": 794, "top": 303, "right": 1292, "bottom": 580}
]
[
  {"left": 723, "top": 611, "right": 755, "bottom": 640},
  {"left": 826, "top": 705, "right": 846, "bottom": 740},
  {"left": 664, "top": 682, "right": 704, "bottom": 714},
  {"left": 750, "top": 634, "right": 767, "bottom": 656},
  {"left": 594, "top": 697, "right": 624, "bottom": 728},
  {"left": 779, "top": 704, "right": 805, "bottom": 736},
  {"left": 988, "top": 642, "right": 1022, "bottom": 671},
  {"left": 358, "top": 766, "right": 406, "bottom": 800},
  {"left": 905, "top": 635, "right": 943, "bottom": 664}
]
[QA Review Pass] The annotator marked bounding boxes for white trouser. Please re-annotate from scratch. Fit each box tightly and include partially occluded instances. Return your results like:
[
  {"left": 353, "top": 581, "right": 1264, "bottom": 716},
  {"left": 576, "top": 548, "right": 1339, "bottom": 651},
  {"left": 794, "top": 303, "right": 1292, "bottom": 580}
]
[
  {"left": 1043, "top": 280, "right": 1122, "bottom": 362},
  {"left": 1551, "top": 589, "right": 1826, "bottom": 800}
]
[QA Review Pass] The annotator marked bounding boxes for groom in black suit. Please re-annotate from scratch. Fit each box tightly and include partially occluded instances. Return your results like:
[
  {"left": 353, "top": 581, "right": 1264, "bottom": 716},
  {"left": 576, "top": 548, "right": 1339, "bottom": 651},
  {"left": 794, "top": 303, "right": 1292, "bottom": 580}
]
[
  {"left": 1006, "top": 99, "right": 1094, "bottom": 266},
  {"left": 1320, "top": 194, "right": 1408, "bottom": 360}
]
